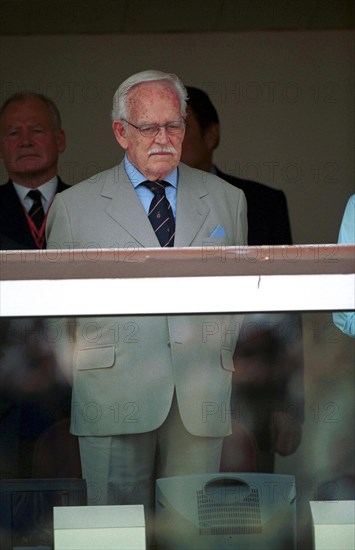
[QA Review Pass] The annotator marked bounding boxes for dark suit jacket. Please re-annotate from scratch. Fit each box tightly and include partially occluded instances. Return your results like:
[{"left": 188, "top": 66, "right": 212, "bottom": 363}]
[
  {"left": 0, "top": 178, "right": 69, "bottom": 250},
  {"left": 215, "top": 167, "right": 292, "bottom": 245}
]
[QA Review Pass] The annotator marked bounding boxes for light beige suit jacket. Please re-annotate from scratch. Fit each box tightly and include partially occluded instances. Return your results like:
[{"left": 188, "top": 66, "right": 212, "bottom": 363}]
[{"left": 46, "top": 161, "right": 247, "bottom": 438}]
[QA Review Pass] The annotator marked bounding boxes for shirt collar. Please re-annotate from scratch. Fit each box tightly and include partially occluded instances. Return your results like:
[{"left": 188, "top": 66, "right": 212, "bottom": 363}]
[
  {"left": 124, "top": 155, "right": 178, "bottom": 189},
  {"left": 13, "top": 177, "right": 58, "bottom": 211}
]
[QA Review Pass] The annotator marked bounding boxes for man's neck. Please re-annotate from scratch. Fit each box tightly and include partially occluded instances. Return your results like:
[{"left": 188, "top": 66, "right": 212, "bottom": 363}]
[
  {"left": 9, "top": 169, "right": 58, "bottom": 189},
  {"left": 195, "top": 159, "right": 213, "bottom": 172}
]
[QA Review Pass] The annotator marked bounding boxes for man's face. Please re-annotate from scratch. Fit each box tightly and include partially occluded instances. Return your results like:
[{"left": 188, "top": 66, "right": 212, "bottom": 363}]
[
  {"left": 112, "top": 82, "right": 185, "bottom": 181},
  {"left": 181, "top": 106, "right": 217, "bottom": 172},
  {"left": 0, "top": 97, "right": 66, "bottom": 187}
]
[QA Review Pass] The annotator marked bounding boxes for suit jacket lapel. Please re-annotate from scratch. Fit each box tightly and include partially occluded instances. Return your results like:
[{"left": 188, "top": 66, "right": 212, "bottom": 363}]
[
  {"left": 102, "top": 163, "right": 160, "bottom": 247},
  {"left": 0, "top": 178, "right": 69, "bottom": 250},
  {"left": 0, "top": 181, "right": 36, "bottom": 248},
  {"left": 174, "top": 164, "right": 210, "bottom": 247},
  {"left": 100, "top": 162, "right": 210, "bottom": 248}
]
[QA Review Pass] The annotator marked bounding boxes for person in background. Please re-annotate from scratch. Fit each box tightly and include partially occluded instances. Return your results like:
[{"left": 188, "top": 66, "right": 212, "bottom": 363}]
[
  {"left": 181, "top": 86, "right": 304, "bottom": 472},
  {"left": 0, "top": 92, "right": 71, "bottom": 478},
  {"left": 333, "top": 194, "right": 355, "bottom": 337},
  {"left": 0, "top": 92, "right": 68, "bottom": 249},
  {"left": 46, "top": 70, "right": 247, "bottom": 542},
  {"left": 181, "top": 86, "right": 292, "bottom": 246}
]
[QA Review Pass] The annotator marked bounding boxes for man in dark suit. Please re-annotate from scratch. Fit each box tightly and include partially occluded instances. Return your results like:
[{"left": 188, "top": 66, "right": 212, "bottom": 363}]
[
  {"left": 181, "top": 86, "right": 304, "bottom": 473},
  {"left": 181, "top": 86, "right": 292, "bottom": 246},
  {"left": 0, "top": 92, "right": 71, "bottom": 478},
  {"left": 0, "top": 92, "right": 68, "bottom": 249}
]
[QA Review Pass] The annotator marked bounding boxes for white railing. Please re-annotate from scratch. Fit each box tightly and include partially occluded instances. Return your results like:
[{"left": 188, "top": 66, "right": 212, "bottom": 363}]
[{"left": 0, "top": 245, "right": 354, "bottom": 317}]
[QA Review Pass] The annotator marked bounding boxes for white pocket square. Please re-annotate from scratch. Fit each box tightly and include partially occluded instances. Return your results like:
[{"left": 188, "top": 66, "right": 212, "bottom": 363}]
[{"left": 209, "top": 225, "right": 227, "bottom": 238}]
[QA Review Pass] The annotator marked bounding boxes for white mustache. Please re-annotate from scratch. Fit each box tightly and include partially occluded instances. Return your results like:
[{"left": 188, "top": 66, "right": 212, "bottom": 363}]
[{"left": 148, "top": 146, "right": 177, "bottom": 156}]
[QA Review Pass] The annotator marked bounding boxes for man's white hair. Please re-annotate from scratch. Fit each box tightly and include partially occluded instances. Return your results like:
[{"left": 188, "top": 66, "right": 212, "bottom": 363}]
[{"left": 111, "top": 70, "right": 188, "bottom": 121}]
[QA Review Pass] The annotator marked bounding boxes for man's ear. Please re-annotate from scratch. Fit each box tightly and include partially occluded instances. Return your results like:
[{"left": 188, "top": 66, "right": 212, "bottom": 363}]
[
  {"left": 204, "top": 123, "right": 220, "bottom": 151},
  {"left": 112, "top": 120, "right": 128, "bottom": 149}
]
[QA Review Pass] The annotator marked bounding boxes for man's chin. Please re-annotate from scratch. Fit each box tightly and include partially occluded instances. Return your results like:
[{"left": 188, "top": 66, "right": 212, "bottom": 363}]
[
  {"left": 146, "top": 159, "right": 178, "bottom": 181},
  {"left": 16, "top": 160, "right": 45, "bottom": 174}
]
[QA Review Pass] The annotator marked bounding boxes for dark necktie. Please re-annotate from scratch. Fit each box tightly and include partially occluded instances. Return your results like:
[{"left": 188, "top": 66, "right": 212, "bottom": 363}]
[
  {"left": 28, "top": 189, "right": 45, "bottom": 230},
  {"left": 142, "top": 180, "right": 175, "bottom": 247}
]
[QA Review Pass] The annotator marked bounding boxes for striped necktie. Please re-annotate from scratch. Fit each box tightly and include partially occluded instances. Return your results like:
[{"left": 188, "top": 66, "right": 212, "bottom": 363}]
[
  {"left": 142, "top": 180, "right": 175, "bottom": 247},
  {"left": 28, "top": 189, "right": 45, "bottom": 230}
]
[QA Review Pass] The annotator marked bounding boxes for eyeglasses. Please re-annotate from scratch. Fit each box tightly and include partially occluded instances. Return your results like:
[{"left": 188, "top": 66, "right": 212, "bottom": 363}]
[{"left": 122, "top": 119, "right": 185, "bottom": 138}]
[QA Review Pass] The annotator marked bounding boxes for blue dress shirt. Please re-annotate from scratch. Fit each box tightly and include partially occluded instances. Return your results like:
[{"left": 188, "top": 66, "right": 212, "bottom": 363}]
[{"left": 124, "top": 156, "right": 178, "bottom": 218}]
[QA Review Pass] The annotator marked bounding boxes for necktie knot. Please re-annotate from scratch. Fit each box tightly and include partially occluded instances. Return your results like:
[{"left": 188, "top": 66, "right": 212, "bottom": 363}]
[
  {"left": 28, "top": 188, "right": 43, "bottom": 201},
  {"left": 143, "top": 180, "right": 169, "bottom": 196}
]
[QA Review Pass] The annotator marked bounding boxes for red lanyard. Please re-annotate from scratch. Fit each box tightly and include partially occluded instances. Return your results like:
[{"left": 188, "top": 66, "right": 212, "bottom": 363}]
[{"left": 23, "top": 207, "right": 49, "bottom": 249}]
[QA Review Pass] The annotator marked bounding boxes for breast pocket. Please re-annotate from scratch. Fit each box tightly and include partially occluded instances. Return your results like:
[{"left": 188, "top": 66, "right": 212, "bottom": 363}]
[{"left": 75, "top": 345, "right": 115, "bottom": 371}]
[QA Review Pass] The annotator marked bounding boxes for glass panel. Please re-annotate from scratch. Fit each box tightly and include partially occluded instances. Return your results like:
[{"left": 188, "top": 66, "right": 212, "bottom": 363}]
[{"left": 0, "top": 311, "right": 353, "bottom": 549}]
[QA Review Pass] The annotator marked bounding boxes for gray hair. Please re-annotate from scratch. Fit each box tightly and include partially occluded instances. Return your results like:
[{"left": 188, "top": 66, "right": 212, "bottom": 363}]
[
  {"left": 111, "top": 70, "right": 188, "bottom": 121},
  {"left": 0, "top": 92, "right": 62, "bottom": 131}
]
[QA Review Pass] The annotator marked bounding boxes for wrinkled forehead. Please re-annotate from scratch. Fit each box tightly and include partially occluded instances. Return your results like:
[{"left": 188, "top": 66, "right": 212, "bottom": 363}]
[
  {"left": 0, "top": 97, "right": 57, "bottom": 128},
  {"left": 127, "top": 81, "right": 181, "bottom": 119}
]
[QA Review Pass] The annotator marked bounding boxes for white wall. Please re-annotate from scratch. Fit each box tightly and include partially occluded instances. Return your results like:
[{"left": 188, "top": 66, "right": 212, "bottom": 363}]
[{"left": 0, "top": 31, "right": 353, "bottom": 243}]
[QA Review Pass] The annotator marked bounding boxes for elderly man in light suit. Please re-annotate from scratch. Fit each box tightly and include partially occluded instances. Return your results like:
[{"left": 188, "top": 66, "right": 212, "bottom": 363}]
[{"left": 46, "top": 70, "right": 247, "bottom": 521}]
